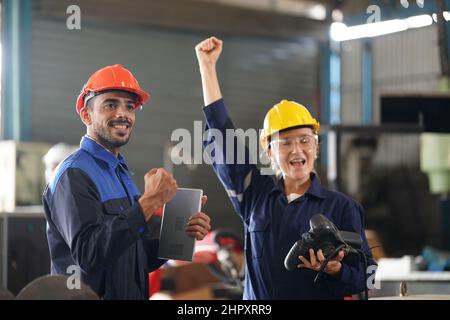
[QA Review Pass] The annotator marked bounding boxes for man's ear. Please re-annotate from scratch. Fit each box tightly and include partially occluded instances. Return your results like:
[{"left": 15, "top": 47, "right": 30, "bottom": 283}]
[{"left": 79, "top": 107, "right": 92, "bottom": 126}]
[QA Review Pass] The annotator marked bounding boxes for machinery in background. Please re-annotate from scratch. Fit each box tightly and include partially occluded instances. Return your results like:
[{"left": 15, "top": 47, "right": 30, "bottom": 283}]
[
  {"left": 323, "top": 124, "right": 437, "bottom": 257},
  {"left": 323, "top": 94, "right": 450, "bottom": 256},
  {"left": 0, "top": 208, "right": 50, "bottom": 295},
  {"left": 0, "top": 141, "right": 51, "bottom": 212},
  {"left": 0, "top": 141, "right": 73, "bottom": 294},
  {"left": 381, "top": 94, "right": 450, "bottom": 251},
  {"left": 421, "top": 133, "right": 450, "bottom": 250}
]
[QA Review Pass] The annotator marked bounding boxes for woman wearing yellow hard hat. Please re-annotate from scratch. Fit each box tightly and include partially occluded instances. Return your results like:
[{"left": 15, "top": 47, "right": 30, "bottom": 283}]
[{"left": 195, "top": 37, "right": 376, "bottom": 300}]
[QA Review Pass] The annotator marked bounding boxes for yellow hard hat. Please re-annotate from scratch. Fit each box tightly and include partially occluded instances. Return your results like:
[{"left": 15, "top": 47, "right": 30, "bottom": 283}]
[{"left": 260, "top": 99, "right": 320, "bottom": 150}]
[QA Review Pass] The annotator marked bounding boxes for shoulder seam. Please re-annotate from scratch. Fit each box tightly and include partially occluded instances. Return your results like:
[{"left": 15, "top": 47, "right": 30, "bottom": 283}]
[{"left": 50, "top": 150, "right": 91, "bottom": 192}]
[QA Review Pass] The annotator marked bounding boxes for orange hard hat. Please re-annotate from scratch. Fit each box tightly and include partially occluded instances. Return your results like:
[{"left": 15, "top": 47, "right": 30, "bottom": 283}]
[{"left": 76, "top": 64, "right": 150, "bottom": 113}]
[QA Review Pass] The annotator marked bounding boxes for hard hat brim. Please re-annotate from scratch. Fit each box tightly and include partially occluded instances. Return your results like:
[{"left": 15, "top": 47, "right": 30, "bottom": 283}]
[{"left": 76, "top": 87, "right": 150, "bottom": 114}]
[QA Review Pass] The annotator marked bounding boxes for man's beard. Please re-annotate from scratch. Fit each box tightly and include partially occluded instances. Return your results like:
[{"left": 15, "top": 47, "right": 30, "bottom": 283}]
[{"left": 92, "top": 123, "right": 132, "bottom": 150}]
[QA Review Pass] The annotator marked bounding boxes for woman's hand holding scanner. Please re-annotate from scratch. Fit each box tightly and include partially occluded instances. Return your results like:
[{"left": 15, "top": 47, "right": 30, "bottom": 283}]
[
  {"left": 138, "top": 168, "right": 178, "bottom": 221},
  {"left": 298, "top": 248, "right": 344, "bottom": 277}
]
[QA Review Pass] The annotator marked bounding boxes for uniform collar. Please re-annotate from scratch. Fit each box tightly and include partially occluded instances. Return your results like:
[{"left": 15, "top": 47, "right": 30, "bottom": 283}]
[
  {"left": 80, "top": 135, "right": 128, "bottom": 170},
  {"left": 271, "top": 172, "right": 326, "bottom": 200},
  {"left": 305, "top": 173, "right": 326, "bottom": 199}
]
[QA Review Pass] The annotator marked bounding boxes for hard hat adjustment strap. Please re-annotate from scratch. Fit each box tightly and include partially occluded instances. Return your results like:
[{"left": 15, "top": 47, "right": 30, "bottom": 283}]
[{"left": 84, "top": 89, "right": 140, "bottom": 107}]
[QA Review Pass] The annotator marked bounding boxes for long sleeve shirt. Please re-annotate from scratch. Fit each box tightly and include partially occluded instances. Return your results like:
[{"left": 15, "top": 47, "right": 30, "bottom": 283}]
[
  {"left": 43, "top": 136, "right": 166, "bottom": 299},
  {"left": 203, "top": 99, "right": 377, "bottom": 299}
]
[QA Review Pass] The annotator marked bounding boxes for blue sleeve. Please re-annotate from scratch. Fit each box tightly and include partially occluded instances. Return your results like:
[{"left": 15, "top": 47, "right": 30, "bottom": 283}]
[
  {"left": 48, "top": 168, "right": 149, "bottom": 273},
  {"left": 321, "top": 201, "right": 377, "bottom": 297},
  {"left": 203, "top": 99, "right": 275, "bottom": 222}
]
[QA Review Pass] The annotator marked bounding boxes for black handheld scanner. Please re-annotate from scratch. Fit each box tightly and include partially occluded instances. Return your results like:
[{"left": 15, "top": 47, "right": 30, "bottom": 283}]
[{"left": 284, "top": 214, "right": 363, "bottom": 271}]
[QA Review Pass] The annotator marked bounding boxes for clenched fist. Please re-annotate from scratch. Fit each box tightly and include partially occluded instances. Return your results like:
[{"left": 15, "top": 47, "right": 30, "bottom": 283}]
[
  {"left": 195, "top": 36, "right": 224, "bottom": 106},
  {"left": 139, "top": 168, "right": 178, "bottom": 221},
  {"left": 195, "top": 36, "right": 223, "bottom": 70}
]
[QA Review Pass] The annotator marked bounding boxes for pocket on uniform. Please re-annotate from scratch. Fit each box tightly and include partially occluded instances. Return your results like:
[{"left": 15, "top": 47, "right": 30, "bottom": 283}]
[
  {"left": 102, "top": 198, "right": 129, "bottom": 216},
  {"left": 248, "top": 216, "right": 269, "bottom": 259}
]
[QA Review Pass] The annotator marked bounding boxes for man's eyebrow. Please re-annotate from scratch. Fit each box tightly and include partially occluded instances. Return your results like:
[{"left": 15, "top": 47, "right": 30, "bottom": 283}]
[
  {"left": 101, "top": 98, "right": 119, "bottom": 103},
  {"left": 101, "top": 98, "right": 136, "bottom": 104}
]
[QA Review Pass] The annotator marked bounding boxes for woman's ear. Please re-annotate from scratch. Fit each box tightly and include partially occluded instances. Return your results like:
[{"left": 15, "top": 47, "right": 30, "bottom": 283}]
[{"left": 265, "top": 148, "right": 274, "bottom": 166}]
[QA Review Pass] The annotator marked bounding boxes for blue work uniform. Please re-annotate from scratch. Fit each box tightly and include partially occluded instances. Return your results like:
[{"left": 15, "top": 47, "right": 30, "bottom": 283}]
[
  {"left": 43, "top": 136, "right": 166, "bottom": 299},
  {"left": 203, "top": 99, "right": 376, "bottom": 300}
]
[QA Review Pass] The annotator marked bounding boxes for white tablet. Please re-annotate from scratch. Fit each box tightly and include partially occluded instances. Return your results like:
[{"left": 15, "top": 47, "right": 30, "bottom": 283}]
[{"left": 158, "top": 188, "right": 203, "bottom": 261}]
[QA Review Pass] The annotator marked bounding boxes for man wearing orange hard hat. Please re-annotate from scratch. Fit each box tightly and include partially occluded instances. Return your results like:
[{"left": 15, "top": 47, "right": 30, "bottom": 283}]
[{"left": 43, "top": 64, "right": 211, "bottom": 299}]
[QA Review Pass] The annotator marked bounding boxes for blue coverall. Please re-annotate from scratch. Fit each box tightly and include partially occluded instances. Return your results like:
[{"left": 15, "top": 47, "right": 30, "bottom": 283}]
[
  {"left": 43, "top": 136, "right": 165, "bottom": 299},
  {"left": 203, "top": 99, "right": 377, "bottom": 300}
]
